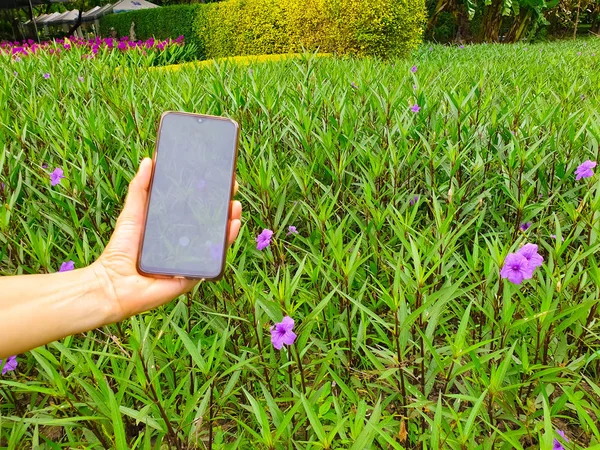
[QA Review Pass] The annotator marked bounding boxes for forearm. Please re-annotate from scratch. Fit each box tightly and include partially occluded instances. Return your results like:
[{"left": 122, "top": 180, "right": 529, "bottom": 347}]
[{"left": 0, "top": 267, "right": 115, "bottom": 357}]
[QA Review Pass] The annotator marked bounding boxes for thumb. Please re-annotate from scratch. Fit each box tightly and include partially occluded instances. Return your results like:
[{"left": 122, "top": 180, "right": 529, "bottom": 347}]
[
  {"left": 118, "top": 158, "right": 153, "bottom": 227},
  {"left": 108, "top": 158, "right": 153, "bottom": 255}
]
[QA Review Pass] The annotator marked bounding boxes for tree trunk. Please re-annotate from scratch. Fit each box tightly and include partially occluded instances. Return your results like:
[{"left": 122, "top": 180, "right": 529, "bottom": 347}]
[
  {"left": 591, "top": 4, "right": 600, "bottom": 33},
  {"left": 481, "top": 0, "right": 504, "bottom": 42},
  {"left": 572, "top": 0, "right": 581, "bottom": 39},
  {"left": 505, "top": 9, "right": 532, "bottom": 42},
  {"left": 454, "top": 3, "right": 470, "bottom": 42},
  {"left": 67, "top": 9, "right": 83, "bottom": 36}
]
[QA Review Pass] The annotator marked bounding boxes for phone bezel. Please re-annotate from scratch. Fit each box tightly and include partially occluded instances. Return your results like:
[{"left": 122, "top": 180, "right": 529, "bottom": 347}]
[{"left": 136, "top": 111, "right": 240, "bottom": 281}]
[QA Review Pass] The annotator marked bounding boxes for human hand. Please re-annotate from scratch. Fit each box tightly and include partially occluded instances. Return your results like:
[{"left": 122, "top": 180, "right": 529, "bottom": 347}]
[{"left": 91, "top": 158, "right": 242, "bottom": 324}]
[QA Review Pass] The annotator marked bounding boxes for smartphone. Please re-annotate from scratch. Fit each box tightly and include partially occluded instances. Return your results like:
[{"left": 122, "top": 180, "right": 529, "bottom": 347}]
[{"left": 137, "top": 112, "right": 240, "bottom": 280}]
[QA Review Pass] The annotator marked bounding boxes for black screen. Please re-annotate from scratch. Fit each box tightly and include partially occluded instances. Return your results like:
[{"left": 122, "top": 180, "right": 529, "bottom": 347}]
[{"left": 139, "top": 113, "right": 238, "bottom": 278}]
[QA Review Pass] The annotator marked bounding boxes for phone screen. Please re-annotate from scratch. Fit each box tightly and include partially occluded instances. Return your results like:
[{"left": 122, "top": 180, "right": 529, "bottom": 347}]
[{"left": 138, "top": 112, "right": 239, "bottom": 279}]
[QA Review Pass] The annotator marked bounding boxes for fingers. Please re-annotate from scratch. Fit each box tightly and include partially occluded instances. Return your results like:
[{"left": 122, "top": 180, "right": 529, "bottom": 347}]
[
  {"left": 227, "top": 200, "right": 242, "bottom": 246},
  {"left": 228, "top": 219, "right": 241, "bottom": 247},
  {"left": 231, "top": 200, "right": 242, "bottom": 221}
]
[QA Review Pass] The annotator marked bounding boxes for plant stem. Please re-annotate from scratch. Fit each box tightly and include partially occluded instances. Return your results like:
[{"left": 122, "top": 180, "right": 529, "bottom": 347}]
[
  {"left": 138, "top": 350, "right": 182, "bottom": 450},
  {"left": 254, "top": 312, "right": 274, "bottom": 397},
  {"left": 208, "top": 379, "right": 214, "bottom": 450},
  {"left": 394, "top": 308, "right": 407, "bottom": 407},
  {"left": 293, "top": 344, "right": 307, "bottom": 396}
]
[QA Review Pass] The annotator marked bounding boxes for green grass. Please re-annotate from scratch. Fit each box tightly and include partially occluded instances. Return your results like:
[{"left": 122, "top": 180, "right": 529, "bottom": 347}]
[{"left": 1, "top": 39, "right": 599, "bottom": 449}]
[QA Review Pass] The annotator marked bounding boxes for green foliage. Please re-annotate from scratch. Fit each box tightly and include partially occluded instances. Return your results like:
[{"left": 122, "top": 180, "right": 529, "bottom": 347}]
[
  {"left": 426, "top": 0, "right": 562, "bottom": 42},
  {"left": 1, "top": 40, "right": 600, "bottom": 447},
  {"left": 100, "top": 4, "right": 205, "bottom": 59},
  {"left": 195, "top": 0, "right": 427, "bottom": 59}
]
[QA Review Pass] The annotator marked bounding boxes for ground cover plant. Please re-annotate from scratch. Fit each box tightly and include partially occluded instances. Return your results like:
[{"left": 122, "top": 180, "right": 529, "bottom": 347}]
[{"left": 0, "top": 38, "right": 599, "bottom": 449}]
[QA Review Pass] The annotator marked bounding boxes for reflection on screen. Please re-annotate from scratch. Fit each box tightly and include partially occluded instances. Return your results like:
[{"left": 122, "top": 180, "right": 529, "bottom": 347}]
[{"left": 140, "top": 113, "right": 237, "bottom": 278}]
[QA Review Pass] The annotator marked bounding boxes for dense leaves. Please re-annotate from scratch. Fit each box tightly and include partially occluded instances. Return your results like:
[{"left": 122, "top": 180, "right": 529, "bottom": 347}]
[
  {"left": 100, "top": 4, "right": 206, "bottom": 59},
  {"left": 0, "top": 40, "right": 599, "bottom": 448},
  {"left": 101, "top": 0, "right": 427, "bottom": 60}
]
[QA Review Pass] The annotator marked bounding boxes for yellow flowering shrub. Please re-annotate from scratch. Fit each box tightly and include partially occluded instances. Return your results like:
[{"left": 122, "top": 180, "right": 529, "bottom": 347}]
[
  {"left": 279, "top": 0, "right": 329, "bottom": 53},
  {"left": 153, "top": 53, "right": 331, "bottom": 72},
  {"left": 195, "top": 2, "right": 238, "bottom": 59},
  {"left": 194, "top": 0, "right": 425, "bottom": 59},
  {"left": 325, "top": 0, "right": 426, "bottom": 57}
]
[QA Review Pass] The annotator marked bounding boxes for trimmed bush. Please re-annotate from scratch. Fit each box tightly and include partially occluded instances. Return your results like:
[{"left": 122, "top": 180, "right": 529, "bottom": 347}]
[
  {"left": 100, "top": 5, "right": 205, "bottom": 58},
  {"left": 195, "top": 0, "right": 426, "bottom": 59},
  {"left": 100, "top": 0, "right": 426, "bottom": 60}
]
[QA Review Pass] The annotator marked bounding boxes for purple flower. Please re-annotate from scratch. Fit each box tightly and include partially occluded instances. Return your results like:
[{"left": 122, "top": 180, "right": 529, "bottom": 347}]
[
  {"left": 43, "top": 73, "right": 50, "bottom": 79},
  {"left": 287, "top": 226, "right": 298, "bottom": 236},
  {"left": 575, "top": 160, "right": 597, "bottom": 180},
  {"left": 350, "top": 81, "right": 358, "bottom": 89},
  {"left": 550, "top": 234, "right": 565, "bottom": 242},
  {"left": 500, "top": 253, "right": 531, "bottom": 284},
  {"left": 519, "top": 222, "right": 531, "bottom": 231},
  {"left": 411, "top": 65, "right": 417, "bottom": 73},
  {"left": 14, "top": 56, "right": 21, "bottom": 62},
  {"left": 270, "top": 316, "right": 297, "bottom": 350},
  {"left": 409, "top": 195, "right": 419, "bottom": 206},
  {"left": 553, "top": 430, "right": 568, "bottom": 450},
  {"left": 413, "top": 84, "right": 417, "bottom": 90},
  {"left": 1, "top": 356, "right": 18, "bottom": 375},
  {"left": 117, "top": 41, "right": 127, "bottom": 51},
  {"left": 411, "top": 104, "right": 421, "bottom": 113},
  {"left": 459, "top": 44, "right": 465, "bottom": 49},
  {"left": 50, "top": 168, "right": 65, "bottom": 186},
  {"left": 78, "top": 76, "right": 84, "bottom": 82},
  {"left": 517, "top": 243, "right": 543, "bottom": 272},
  {"left": 59, "top": 260, "right": 75, "bottom": 272},
  {"left": 577, "top": 51, "right": 581, "bottom": 56},
  {"left": 13, "top": 71, "right": 17, "bottom": 76},
  {"left": 256, "top": 229, "right": 273, "bottom": 251},
  {"left": 429, "top": 46, "right": 433, "bottom": 51},
  {"left": 41, "top": 163, "right": 48, "bottom": 169}
]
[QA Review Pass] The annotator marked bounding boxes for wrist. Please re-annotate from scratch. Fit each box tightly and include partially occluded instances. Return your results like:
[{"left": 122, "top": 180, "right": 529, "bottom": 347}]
[
  {"left": 0, "top": 266, "right": 120, "bottom": 356},
  {"left": 86, "top": 263, "right": 124, "bottom": 327}
]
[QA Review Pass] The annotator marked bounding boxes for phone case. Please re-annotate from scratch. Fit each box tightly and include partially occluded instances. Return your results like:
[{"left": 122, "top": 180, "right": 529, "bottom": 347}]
[{"left": 137, "top": 111, "right": 240, "bottom": 281}]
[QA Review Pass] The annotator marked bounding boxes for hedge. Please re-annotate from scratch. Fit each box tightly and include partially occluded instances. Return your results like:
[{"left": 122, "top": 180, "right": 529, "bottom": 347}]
[
  {"left": 195, "top": 0, "right": 427, "bottom": 59},
  {"left": 99, "top": 4, "right": 204, "bottom": 59},
  {"left": 100, "top": 0, "right": 426, "bottom": 61}
]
